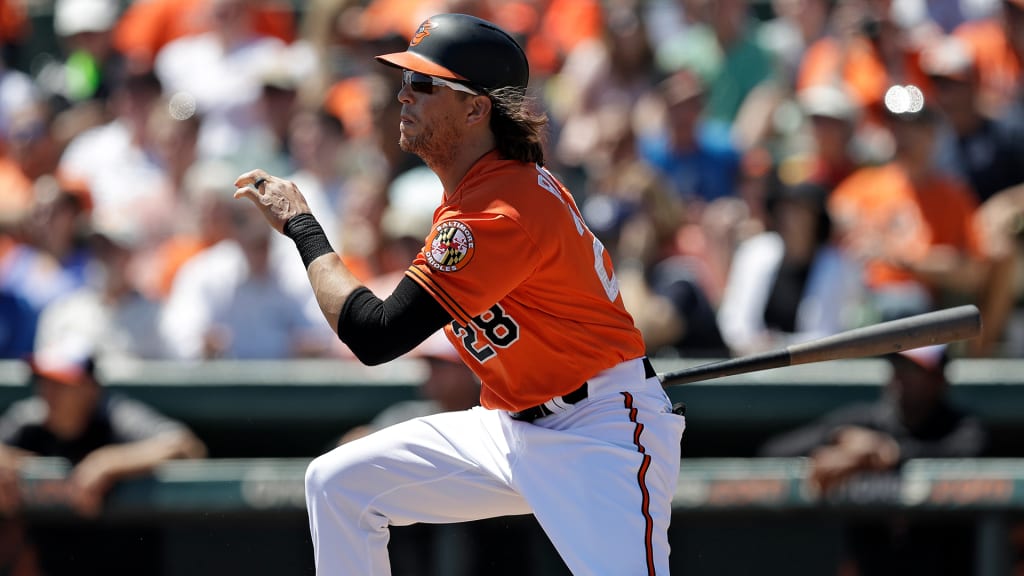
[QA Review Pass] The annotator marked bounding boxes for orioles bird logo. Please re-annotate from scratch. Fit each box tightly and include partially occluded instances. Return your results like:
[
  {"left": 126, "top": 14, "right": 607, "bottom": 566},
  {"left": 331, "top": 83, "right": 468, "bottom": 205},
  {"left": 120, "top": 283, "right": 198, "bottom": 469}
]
[
  {"left": 426, "top": 221, "right": 475, "bottom": 272},
  {"left": 410, "top": 19, "right": 436, "bottom": 46}
]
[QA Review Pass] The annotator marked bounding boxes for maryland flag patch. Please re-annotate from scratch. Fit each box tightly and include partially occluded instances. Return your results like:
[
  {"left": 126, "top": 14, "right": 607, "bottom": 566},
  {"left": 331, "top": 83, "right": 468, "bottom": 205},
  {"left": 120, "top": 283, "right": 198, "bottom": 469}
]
[{"left": 425, "top": 220, "right": 475, "bottom": 272}]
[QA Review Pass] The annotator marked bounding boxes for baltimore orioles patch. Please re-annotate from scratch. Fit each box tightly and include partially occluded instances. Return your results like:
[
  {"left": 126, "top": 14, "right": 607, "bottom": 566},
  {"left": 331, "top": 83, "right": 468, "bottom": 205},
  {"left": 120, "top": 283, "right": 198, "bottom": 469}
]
[{"left": 425, "top": 220, "right": 475, "bottom": 272}]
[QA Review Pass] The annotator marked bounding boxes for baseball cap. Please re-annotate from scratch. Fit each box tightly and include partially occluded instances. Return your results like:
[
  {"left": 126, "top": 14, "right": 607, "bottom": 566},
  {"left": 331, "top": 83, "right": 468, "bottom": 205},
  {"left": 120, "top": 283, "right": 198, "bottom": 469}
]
[
  {"left": 920, "top": 36, "right": 975, "bottom": 83},
  {"left": 375, "top": 13, "right": 529, "bottom": 93},
  {"left": 797, "top": 83, "right": 860, "bottom": 123},
  {"left": 54, "top": 0, "right": 119, "bottom": 37},
  {"left": 28, "top": 338, "right": 96, "bottom": 386}
]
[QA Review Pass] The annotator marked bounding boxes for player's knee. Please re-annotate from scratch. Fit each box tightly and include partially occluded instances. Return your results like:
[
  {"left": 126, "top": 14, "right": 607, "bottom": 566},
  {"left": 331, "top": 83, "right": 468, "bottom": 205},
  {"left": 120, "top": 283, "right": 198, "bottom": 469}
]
[
  {"left": 305, "top": 451, "right": 343, "bottom": 504},
  {"left": 305, "top": 446, "right": 364, "bottom": 504}
]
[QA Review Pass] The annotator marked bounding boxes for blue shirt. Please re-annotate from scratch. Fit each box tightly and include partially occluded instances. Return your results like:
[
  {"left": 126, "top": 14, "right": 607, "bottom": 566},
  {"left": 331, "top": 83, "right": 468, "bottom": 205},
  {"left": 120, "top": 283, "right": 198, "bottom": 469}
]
[{"left": 638, "top": 121, "right": 741, "bottom": 203}]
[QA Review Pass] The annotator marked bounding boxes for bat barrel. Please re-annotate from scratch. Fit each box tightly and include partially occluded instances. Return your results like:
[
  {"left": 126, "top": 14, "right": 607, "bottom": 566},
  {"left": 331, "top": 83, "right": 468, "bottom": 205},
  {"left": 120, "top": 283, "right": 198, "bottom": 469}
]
[
  {"left": 787, "top": 304, "right": 981, "bottom": 365},
  {"left": 657, "top": 305, "right": 982, "bottom": 387}
]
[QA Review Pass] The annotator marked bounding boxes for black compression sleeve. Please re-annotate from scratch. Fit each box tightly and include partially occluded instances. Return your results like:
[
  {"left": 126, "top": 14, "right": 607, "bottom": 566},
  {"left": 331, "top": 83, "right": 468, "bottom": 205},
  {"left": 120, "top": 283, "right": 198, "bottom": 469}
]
[{"left": 338, "top": 275, "right": 453, "bottom": 365}]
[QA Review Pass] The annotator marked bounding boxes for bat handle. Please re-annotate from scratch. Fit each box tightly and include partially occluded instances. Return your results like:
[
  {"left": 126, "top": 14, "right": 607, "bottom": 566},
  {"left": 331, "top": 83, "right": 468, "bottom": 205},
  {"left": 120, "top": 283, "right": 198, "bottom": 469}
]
[{"left": 659, "top": 349, "right": 790, "bottom": 387}]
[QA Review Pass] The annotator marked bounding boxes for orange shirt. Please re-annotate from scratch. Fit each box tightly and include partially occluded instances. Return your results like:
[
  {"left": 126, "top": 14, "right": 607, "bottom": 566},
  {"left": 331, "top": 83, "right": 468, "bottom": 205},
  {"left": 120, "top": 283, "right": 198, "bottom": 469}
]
[
  {"left": 829, "top": 163, "right": 985, "bottom": 289},
  {"left": 954, "top": 18, "right": 1021, "bottom": 114},
  {"left": 114, "top": 0, "right": 295, "bottom": 64},
  {"left": 406, "top": 152, "right": 645, "bottom": 411}
]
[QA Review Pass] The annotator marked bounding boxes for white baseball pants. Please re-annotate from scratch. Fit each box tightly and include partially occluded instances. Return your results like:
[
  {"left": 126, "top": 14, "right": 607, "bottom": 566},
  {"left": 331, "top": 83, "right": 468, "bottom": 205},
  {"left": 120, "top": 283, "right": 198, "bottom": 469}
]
[{"left": 305, "top": 357, "right": 686, "bottom": 575}]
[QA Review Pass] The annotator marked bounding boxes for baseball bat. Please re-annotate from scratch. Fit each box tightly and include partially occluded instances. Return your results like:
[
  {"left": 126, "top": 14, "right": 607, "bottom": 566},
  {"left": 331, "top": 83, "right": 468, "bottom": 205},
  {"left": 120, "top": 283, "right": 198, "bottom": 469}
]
[{"left": 659, "top": 304, "right": 982, "bottom": 387}]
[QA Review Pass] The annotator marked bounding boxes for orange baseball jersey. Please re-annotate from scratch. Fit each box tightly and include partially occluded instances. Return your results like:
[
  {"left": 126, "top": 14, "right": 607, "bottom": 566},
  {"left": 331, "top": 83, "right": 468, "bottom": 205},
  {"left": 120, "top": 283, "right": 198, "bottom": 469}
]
[{"left": 406, "top": 151, "right": 646, "bottom": 411}]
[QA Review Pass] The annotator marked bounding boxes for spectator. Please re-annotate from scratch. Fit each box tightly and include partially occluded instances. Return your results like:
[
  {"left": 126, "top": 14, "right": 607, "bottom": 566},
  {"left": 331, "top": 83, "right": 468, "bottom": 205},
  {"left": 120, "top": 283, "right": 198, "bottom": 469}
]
[
  {"left": 0, "top": 337, "right": 207, "bottom": 575},
  {"left": 583, "top": 102, "right": 728, "bottom": 358},
  {"left": 25, "top": 174, "right": 95, "bottom": 283},
  {"left": 33, "top": 205, "right": 170, "bottom": 360},
  {"left": 0, "top": 198, "right": 79, "bottom": 358},
  {"left": 148, "top": 158, "right": 236, "bottom": 300},
  {"left": 285, "top": 108, "right": 349, "bottom": 246},
  {"left": 828, "top": 90, "right": 990, "bottom": 322},
  {"left": 717, "top": 176, "right": 863, "bottom": 356},
  {"left": 57, "top": 65, "right": 168, "bottom": 221},
  {"left": 152, "top": 0, "right": 295, "bottom": 159},
  {"left": 513, "top": 0, "right": 605, "bottom": 80},
  {"left": 552, "top": 0, "right": 657, "bottom": 178},
  {"left": 798, "top": 0, "right": 936, "bottom": 129},
  {"left": 225, "top": 42, "right": 315, "bottom": 174},
  {"left": 651, "top": 0, "right": 722, "bottom": 79},
  {"left": 953, "top": 0, "right": 1024, "bottom": 117},
  {"left": 159, "top": 202, "right": 333, "bottom": 359},
  {"left": 0, "top": 98, "right": 68, "bottom": 236},
  {"left": 2, "top": 99, "right": 64, "bottom": 191},
  {"left": 792, "top": 82, "right": 863, "bottom": 190},
  {"left": 925, "top": 34, "right": 1024, "bottom": 204},
  {"left": 890, "top": 0, "right": 998, "bottom": 34},
  {"left": 113, "top": 0, "right": 295, "bottom": 66},
  {"left": 702, "top": 0, "right": 779, "bottom": 127},
  {"left": 760, "top": 344, "right": 987, "bottom": 576},
  {"left": 637, "top": 67, "right": 741, "bottom": 206},
  {"left": 758, "top": 0, "right": 833, "bottom": 86},
  {"left": 46, "top": 0, "right": 124, "bottom": 110},
  {"left": 643, "top": 0, "right": 778, "bottom": 135},
  {"left": 145, "top": 93, "right": 202, "bottom": 209}
]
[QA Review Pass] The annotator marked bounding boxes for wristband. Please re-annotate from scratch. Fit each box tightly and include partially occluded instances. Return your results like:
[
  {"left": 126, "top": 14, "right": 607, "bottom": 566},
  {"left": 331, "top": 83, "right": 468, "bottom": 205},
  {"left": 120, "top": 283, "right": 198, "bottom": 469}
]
[{"left": 284, "top": 213, "right": 335, "bottom": 269}]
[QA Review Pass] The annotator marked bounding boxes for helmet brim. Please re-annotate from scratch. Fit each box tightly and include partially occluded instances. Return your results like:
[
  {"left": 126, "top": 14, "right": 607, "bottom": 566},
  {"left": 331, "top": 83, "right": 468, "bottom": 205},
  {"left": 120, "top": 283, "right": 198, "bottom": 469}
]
[{"left": 375, "top": 51, "right": 469, "bottom": 83}]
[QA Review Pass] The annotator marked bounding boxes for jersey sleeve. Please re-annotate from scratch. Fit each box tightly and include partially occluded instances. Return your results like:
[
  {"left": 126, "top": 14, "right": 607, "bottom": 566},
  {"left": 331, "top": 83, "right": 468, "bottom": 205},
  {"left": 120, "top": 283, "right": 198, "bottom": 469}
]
[{"left": 406, "top": 213, "right": 538, "bottom": 326}]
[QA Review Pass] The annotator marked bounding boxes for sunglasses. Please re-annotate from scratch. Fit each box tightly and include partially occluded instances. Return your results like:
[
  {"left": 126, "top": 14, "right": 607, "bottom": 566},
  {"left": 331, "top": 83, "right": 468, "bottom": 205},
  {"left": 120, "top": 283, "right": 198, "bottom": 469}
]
[{"left": 403, "top": 70, "right": 479, "bottom": 96}]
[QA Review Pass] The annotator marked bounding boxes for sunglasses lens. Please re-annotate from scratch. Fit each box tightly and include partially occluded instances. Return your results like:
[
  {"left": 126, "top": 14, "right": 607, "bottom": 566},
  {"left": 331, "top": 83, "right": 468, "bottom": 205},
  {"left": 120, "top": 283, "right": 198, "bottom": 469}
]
[{"left": 404, "top": 71, "right": 436, "bottom": 94}]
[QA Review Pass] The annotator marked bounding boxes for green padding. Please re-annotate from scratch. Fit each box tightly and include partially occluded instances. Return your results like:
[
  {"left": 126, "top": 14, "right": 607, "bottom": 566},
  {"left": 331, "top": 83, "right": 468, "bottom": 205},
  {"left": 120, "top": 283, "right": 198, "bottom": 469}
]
[{"left": 17, "top": 457, "right": 1024, "bottom": 516}]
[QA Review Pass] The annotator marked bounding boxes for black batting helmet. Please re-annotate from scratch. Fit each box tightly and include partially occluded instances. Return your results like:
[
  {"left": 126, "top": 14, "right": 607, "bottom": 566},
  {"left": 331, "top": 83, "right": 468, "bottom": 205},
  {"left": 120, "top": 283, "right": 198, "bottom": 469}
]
[{"left": 375, "top": 13, "right": 529, "bottom": 93}]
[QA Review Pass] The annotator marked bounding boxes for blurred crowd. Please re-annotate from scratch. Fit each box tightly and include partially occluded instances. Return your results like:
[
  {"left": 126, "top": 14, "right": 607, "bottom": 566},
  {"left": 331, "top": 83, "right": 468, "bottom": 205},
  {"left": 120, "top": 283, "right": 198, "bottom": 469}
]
[{"left": 3, "top": 0, "right": 1024, "bottom": 367}]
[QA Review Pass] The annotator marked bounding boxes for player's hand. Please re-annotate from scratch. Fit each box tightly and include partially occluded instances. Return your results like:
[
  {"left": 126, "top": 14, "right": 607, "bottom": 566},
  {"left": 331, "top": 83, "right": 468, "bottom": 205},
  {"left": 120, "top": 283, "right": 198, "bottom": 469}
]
[{"left": 234, "top": 170, "right": 312, "bottom": 235}]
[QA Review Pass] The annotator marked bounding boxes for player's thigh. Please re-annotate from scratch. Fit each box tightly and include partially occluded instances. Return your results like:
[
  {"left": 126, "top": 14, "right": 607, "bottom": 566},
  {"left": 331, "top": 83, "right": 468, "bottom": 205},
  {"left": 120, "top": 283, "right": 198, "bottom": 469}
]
[
  {"left": 513, "top": 391, "right": 685, "bottom": 575},
  {"left": 305, "top": 407, "right": 530, "bottom": 525}
]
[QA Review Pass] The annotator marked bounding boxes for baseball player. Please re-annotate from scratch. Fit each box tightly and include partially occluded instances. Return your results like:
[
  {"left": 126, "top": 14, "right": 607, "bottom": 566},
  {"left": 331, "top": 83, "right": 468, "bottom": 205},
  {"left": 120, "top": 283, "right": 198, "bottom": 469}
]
[{"left": 234, "top": 13, "right": 686, "bottom": 575}]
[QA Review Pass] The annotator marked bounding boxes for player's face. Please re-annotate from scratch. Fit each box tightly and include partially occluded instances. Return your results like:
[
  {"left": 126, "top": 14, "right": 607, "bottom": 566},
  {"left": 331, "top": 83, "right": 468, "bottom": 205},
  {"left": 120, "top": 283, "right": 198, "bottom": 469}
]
[{"left": 397, "top": 72, "right": 476, "bottom": 166}]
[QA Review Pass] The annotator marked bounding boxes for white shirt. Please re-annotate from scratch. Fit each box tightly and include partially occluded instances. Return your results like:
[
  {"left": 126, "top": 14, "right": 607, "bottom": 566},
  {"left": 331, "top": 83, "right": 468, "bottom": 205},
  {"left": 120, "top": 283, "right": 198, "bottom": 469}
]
[
  {"left": 58, "top": 119, "right": 174, "bottom": 243},
  {"left": 155, "top": 33, "right": 286, "bottom": 158},
  {"left": 160, "top": 239, "right": 330, "bottom": 360},
  {"left": 35, "top": 287, "right": 170, "bottom": 361},
  {"left": 717, "top": 232, "right": 864, "bottom": 354}
]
